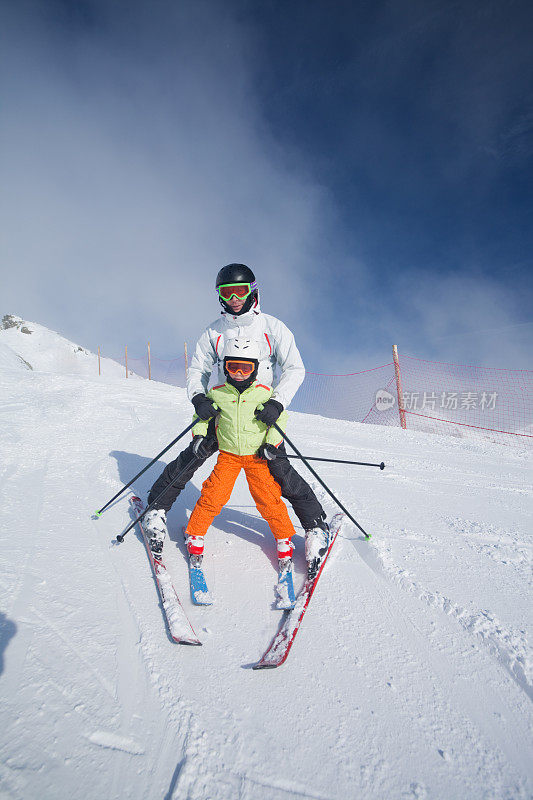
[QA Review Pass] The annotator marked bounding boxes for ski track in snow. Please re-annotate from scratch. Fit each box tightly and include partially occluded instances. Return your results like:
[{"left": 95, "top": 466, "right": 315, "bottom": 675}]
[
  {"left": 85, "top": 731, "right": 145, "bottom": 755},
  {"left": 362, "top": 529, "right": 533, "bottom": 701},
  {"left": 0, "top": 366, "right": 532, "bottom": 799}
]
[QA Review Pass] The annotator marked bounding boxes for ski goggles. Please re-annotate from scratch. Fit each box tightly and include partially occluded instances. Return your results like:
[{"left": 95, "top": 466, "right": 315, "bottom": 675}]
[
  {"left": 217, "top": 281, "right": 256, "bottom": 301},
  {"left": 225, "top": 359, "right": 256, "bottom": 377}
]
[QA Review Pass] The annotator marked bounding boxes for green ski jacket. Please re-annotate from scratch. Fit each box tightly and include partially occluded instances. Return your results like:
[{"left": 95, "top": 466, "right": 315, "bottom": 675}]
[{"left": 192, "top": 381, "right": 287, "bottom": 456}]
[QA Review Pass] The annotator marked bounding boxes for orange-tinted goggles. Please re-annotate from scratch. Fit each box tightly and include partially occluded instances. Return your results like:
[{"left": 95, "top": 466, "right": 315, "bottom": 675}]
[{"left": 225, "top": 359, "right": 255, "bottom": 377}]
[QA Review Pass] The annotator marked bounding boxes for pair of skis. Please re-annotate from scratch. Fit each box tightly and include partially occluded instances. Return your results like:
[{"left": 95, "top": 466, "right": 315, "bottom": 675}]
[
  {"left": 130, "top": 496, "right": 344, "bottom": 667},
  {"left": 187, "top": 528, "right": 295, "bottom": 612}
]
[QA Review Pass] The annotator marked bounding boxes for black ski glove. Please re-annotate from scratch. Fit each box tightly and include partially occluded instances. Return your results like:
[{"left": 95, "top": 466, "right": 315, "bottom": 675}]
[
  {"left": 191, "top": 393, "right": 217, "bottom": 421},
  {"left": 254, "top": 399, "right": 283, "bottom": 426},
  {"left": 257, "top": 443, "right": 279, "bottom": 461},
  {"left": 192, "top": 436, "right": 212, "bottom": 460}
]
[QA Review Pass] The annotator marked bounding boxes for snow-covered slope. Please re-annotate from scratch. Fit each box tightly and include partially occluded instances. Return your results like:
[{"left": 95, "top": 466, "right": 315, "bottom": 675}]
[
  {"left": 0, "top": 341, "right": 32, "bottom": 372},
  {"left": 0, "top": 359, "right": 532, "bottom": 799},
  {"left": 0, "top": 315, "right": 131, "bottom": 379}
]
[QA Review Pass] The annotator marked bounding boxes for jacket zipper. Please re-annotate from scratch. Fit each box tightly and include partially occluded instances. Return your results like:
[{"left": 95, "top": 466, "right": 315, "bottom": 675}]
[{"left": 237, "top": 389, "right": 242, "bottom": 453}]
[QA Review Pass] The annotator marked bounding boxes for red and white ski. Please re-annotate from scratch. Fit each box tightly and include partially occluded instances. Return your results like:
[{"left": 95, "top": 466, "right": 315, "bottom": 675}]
[
  {"left": 253, "top": 512, "right": 345, "bottom": 669},
  {"left": 130, "top": 496, "right": 201, "bottom": 646}
]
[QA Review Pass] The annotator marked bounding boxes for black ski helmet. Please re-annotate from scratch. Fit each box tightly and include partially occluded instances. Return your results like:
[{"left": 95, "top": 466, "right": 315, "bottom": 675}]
[{"left": 215, "top": 263, "right": 258, "bottom": 315}]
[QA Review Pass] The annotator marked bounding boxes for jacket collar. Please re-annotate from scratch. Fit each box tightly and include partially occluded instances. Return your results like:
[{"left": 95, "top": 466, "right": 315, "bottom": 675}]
[
  {"left": 221, "top": 299, "right": 261, "bottom": 328},
  {"left": 223, "top": 379, "right": 263, "bottom": 396}
]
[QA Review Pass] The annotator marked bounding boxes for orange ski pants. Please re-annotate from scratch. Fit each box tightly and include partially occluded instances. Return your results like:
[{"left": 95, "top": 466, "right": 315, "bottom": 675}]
[{"left": 185, "top": 451, "right": 296, "bottom": 542}]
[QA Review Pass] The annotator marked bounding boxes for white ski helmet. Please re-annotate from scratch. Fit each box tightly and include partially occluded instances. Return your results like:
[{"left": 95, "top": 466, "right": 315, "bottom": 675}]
[
  {"left": 222, "top": 337, "right": 261, "bottom": 361},
  {"left": 222, "top": 337, "right": 260, "bottom": 388}
]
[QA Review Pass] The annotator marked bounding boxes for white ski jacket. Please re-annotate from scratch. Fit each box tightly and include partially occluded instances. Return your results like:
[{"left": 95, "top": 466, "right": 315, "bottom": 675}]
[{"left": 187, "top": 302, "right": 305, "bottom": 409}]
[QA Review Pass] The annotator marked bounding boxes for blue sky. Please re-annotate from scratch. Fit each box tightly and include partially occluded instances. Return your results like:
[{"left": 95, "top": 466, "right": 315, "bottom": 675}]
[{"left": 2, "top": 0, "right": 532, "bottom": 372}]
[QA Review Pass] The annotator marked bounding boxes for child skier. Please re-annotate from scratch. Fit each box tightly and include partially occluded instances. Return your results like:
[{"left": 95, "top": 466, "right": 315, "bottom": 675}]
[{"left": 183, "top": 338, "right": 297, "bottom": 569}]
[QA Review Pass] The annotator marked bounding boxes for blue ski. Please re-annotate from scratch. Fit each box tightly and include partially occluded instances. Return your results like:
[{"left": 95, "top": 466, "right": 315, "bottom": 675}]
[
  {"left": 275, "top": 559, "right": 296, "bottom": 610},
  {"left": 182, "top": 525, "right": 213, "bottom": 605},
  {"left": 189, "top": 556, "right": 213, "bottom": 605}
]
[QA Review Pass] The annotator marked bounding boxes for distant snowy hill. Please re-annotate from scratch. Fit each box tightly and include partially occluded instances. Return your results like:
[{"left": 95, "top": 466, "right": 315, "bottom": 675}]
[
  {"left": 0, "top": 317, "right": 532, "bottom": 799},
  {"left": 0, "top": 314, "right": 132, "bottom": 379}
]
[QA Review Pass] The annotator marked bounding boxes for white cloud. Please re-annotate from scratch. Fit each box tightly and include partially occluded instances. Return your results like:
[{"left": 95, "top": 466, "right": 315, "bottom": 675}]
[
  {"left": 1, "top": 0, "right": 330, "bottom": 360},
  {"left": 1, "top": 0, "right": 530, "bottom": 378}
]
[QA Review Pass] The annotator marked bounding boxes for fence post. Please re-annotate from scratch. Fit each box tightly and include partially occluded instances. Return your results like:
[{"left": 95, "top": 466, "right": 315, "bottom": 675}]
[
  {"left": 125, "top": 346, "right": 128, "bottom": 379},
  {"left": 392, "top": 345, "right": 406, "bottom": 429},
  {"left": 148, "top": 342, "right": 151, "bottom": 380},
  {"left": 184, "top": 341, "right": 189, "bottom": 380},
  {"left": 98, "top": 346, "right": 101, "bottom": 376}
]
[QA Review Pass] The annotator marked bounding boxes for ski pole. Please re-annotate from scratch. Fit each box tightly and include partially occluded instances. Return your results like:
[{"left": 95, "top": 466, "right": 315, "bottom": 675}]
[
  {"left": 116, "top": 454, "right": 202, "bottom": 543},
  {"left": 95, "top": 419, "right": 199, "bottom": 517},
  {"left": 272, "top": 423, "right": 372, "bottom": 540},
  {"left": 283, "top": 454, "right": 385, "bottom": 469}
]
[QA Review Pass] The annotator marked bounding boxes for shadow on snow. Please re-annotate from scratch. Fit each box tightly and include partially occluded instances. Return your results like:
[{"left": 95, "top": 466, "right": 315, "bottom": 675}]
[
  {"left": 109, "top": 450, "right": 304, "bottom": 569},
  {"left": 0, "top": 612, "right": 17, "bottom": 676}
]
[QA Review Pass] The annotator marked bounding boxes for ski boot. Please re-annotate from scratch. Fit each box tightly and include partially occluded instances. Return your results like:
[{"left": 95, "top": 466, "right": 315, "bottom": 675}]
[
  {"left": 305, "top": 518, "right": 330, "bottom": 580},
  {"left": 143, "top": 508, "right": 168, "bottom": 556},
  {"left": 185, "top": 534, "right": 205, "bottom": 567}
]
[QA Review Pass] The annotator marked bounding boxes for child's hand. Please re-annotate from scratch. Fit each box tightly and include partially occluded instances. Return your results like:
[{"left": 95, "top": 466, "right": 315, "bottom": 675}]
[{"left": 257, "top": 443, "right": 279, "bottom": 461}]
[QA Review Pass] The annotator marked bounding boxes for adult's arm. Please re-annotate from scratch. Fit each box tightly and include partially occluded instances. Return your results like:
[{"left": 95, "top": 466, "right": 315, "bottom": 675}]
[
  {"left": 187, "top": 328, "right": 217, "bottom": 400},
  {"left": 191, "top": 386, "right": 218, "bottom": 435},
  {"left": 269, "top": 319, "right": 306, "bottom": 408},
  {"left": 265, "top": 409, "right": 288, "bottom": 446}
]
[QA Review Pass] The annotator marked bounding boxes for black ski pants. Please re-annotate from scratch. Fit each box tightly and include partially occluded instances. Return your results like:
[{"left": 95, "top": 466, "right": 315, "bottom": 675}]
[{"left": 147, "top": 420, "right": 325, "bottom": 530}]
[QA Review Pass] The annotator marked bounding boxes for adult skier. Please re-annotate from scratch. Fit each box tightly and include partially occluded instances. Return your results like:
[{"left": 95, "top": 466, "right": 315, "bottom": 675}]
[{"left": 144, "top": 263, "right": 328, "bottom": 558}]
